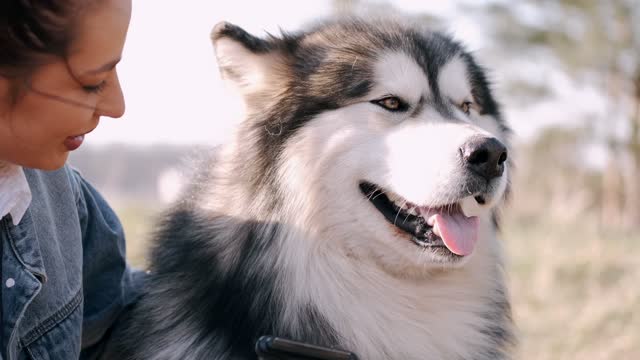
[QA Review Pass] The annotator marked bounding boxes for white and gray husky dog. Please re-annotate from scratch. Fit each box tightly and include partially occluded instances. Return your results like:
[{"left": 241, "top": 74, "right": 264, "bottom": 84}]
[{"left": 113, "top": 16, "right": 515, "bottom": 360}]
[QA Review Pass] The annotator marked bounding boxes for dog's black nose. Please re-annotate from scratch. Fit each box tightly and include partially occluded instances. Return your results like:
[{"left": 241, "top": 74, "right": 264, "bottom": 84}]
[{"left": 460, "top": 136, "right": 508, "bottom": 180}]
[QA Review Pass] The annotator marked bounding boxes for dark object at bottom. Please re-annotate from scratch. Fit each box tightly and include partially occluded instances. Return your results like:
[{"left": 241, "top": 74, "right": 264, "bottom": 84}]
[{"left": 256, "top": 336, "right": 359, "bottom": 360}]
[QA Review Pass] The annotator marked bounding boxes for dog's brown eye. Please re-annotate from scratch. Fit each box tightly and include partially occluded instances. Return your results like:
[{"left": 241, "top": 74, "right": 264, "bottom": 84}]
[
  {"left": 373, "top": 96, "right": 408, "bottom": 112},
  {"left": 461, "top": 101, "right": 473, "bottom": 115},
  {"left": 380, "top": 97, "right": 400, "bottom": 110}
]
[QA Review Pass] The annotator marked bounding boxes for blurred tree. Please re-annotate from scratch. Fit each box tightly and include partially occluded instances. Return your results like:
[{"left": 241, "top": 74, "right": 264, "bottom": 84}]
[
  {"left": 332, "top": 0, "right": 357, "bottom": 14},
  {"left": 467, "top": 0, "right": 640, "bottom": 228},
  {"left": 331, "top": 0, "right": 444, "bottom": 28},
  {"left": 629, "top": 71, "right": 640, "bottom": 224},
  {"left": 513, "top": 126, "right": 602, "bottom": 222}
]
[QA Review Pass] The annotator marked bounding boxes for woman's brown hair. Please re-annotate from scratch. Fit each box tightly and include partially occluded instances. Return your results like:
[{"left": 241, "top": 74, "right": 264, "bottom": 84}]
[{"left": 0, "top": 0, "right": 89, "bottom": 77}]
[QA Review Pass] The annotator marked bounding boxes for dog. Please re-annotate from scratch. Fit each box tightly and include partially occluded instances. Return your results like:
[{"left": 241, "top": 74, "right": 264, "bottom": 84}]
[{"left": 112, "top": 16, "right": 515, "bottom": 360}]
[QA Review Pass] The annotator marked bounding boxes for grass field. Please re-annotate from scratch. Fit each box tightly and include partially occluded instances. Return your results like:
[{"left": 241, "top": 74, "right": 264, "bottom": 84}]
[
  {"left": 116, "top": 203, "right": 640, "bottom": 359},
  {"left": 503, "top": 216, "right": 640, "bottom": 360}
]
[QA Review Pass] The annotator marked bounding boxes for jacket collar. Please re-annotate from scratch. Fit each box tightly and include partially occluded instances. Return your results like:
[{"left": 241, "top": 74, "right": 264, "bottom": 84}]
[{"left": 0, "top": 163, "right": 32, "bottom": 226}]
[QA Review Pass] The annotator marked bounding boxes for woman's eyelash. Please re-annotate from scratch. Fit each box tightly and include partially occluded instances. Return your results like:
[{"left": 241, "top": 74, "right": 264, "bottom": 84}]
[{"left": 83, "top": 81, "right": 107, "bottom": 94}]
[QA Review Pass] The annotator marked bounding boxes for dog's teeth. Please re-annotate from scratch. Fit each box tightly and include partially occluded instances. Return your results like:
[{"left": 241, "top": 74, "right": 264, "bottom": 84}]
[
  {"left": 427, "top": 215, "right": 437, "bottom": 226},
  {"left": 432, "top": 220, "right": 441, "bottom": 237},
  {"left": 387, "top": 192, "right": 401, "bottom": 203},
  {"left": 461, "top": 196, "right": 482, "bottom": 217}
]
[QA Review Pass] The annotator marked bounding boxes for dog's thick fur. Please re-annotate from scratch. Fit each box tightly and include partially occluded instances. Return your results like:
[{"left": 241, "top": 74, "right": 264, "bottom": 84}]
[{"left": 112, "top": 16, "right": 515, "bottom": 360}]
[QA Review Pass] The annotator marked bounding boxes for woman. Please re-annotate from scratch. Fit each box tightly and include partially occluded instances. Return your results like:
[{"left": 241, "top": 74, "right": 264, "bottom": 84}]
[{"left": 0, "top": 0, "right": 144, "bottom": 359}]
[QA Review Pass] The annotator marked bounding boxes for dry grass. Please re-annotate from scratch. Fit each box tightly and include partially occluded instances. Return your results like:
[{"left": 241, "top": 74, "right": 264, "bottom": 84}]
[
  {"left": 116, "top": 203, "right": 159, "bottom": 269},
  {"left": 116, "top": 204, "right": 640, "bottom": 359},
  {"left": 504, "top": 216, "right": 640, "bottom": 360}
]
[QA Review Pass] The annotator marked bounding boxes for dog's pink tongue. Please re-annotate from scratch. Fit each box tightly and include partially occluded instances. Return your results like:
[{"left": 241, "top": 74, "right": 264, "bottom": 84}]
[{"left": 432, "top": 213, "right": 479, "bottom": 256}]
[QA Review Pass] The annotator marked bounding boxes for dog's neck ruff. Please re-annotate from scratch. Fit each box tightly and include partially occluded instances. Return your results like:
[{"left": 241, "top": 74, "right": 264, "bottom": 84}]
[{"left": 268, "top": 223, "right": 511, "bottom": 360}]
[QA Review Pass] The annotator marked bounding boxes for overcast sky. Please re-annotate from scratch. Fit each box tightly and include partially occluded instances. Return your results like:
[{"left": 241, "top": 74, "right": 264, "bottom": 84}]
[{"left": 90, "top": 0, "right": 606, "bottom": 147}]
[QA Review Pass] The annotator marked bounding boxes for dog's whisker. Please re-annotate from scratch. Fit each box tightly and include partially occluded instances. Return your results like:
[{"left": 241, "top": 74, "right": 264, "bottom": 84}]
[
  {"left": 367, "top": 189, "right": 382, "bottom": 201},
  {"left": 371, "top": 192, "right": 385, "bottom": 201},
  {"left": 393, "top": 203, "right": 404, "bottom": 226},
  {"left": 395, "top": 199, "right": 409, "bottom": 224}
]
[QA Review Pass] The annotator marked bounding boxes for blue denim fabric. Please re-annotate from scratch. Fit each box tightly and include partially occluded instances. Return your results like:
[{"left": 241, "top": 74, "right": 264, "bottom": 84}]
[{"left": 1, "top": 165, "right": 145, "bottom": 359}]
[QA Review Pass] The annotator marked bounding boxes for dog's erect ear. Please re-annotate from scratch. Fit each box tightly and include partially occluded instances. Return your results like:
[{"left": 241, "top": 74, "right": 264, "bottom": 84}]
[{"left": 211, "top": 22, "right": 286, "bottom": 98}]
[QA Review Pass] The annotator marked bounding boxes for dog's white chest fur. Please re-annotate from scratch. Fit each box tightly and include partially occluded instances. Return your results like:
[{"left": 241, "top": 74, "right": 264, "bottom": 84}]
[{"left": 276, "top": 222, "right": 508, "bottom": 360}]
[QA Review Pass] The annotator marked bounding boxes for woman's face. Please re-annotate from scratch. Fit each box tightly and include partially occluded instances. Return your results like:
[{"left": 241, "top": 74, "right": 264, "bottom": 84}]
[{"left": 0, "top": 0, "right": 132, "bottom": 170}]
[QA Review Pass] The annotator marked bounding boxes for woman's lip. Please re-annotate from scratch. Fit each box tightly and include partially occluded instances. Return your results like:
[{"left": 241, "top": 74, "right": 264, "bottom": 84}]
[
  {"left": 64, "top": 125, "right": 96, "bottom": 151},
  {"left": 64, "top": 134, "right": 85, "bottom": 151}
]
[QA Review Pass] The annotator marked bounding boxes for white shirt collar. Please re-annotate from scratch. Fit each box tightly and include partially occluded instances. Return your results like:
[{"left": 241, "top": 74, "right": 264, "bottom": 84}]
[{"left": 0, "top": 162, "right": 32, "bottom": 225}]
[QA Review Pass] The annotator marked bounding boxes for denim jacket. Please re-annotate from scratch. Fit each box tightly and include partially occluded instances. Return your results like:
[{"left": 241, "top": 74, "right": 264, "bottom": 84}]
[{"left": 1, "top": 165, "right": 145, "bottom": 359}]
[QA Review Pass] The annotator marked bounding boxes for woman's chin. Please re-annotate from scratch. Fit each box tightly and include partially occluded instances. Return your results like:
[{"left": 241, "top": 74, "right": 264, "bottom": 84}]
[{"left": 26, "top": 152, "right": 69, "bottom": 171}]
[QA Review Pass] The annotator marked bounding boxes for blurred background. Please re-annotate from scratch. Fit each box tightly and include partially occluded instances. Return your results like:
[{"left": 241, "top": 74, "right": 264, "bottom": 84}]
[{"left": 68, "top": 0, "right": 640, "bottom": 359}]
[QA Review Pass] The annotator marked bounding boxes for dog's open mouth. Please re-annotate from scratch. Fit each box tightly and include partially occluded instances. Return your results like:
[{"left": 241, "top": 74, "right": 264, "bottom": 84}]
[{"left": 359, "top": 182, "right": 480, "bottom": 257}]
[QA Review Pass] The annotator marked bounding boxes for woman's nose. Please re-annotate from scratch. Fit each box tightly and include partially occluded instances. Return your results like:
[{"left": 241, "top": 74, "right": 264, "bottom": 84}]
[{"left": 97, "top": 71, "right": 125, "bottom": 118}]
